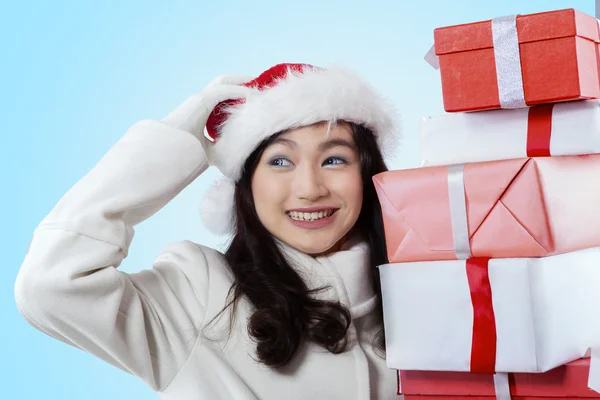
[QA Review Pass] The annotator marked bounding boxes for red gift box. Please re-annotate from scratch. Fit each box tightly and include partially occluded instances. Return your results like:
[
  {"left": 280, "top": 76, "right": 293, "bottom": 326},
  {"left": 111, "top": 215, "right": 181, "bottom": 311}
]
[
  {"left": 433, "top": 8, "right": 600, "bottom": 112},
  {"left": 399, "top": 358, "right": 600, "bottom": 399}
]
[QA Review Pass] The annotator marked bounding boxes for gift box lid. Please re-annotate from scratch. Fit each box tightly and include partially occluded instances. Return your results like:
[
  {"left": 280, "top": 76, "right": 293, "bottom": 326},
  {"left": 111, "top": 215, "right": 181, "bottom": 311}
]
[
  {"left": 400, "top": 359, "right": 599, "bottom": 397},
  {"left": 434, "top": 8, "right": 600, "bottom": 55}
]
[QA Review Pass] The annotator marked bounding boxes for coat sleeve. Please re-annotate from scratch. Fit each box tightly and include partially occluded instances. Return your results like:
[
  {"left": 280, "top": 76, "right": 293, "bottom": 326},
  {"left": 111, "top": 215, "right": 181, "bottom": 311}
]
[{"left": 14, "top": 119, "right": 213, "bottom": 391}]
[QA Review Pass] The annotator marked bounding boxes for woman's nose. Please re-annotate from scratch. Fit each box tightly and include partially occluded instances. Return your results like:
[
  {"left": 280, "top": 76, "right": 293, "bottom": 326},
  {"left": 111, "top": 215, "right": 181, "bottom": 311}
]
[{"left": 293, "top": 165, "right": 329, "bottom": 201}]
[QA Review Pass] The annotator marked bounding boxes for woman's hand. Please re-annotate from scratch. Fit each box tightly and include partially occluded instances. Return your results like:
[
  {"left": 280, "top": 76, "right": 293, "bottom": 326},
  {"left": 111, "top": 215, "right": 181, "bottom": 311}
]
[{"left": 161, "top": 74, "right": 253, "bottom": 142}]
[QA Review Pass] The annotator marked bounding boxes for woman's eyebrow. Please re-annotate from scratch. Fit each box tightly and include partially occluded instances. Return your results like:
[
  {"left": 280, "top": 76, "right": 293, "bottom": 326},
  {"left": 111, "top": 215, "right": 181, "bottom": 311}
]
[{"left": 318, "top": 138, "right": 357, "bottom": 152}]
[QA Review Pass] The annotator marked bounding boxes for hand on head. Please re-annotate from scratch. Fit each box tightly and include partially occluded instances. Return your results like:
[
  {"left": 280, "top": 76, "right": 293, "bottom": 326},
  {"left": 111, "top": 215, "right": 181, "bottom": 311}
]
[{"left": 161, "top": 74, "right": 254, "bottom": 142}]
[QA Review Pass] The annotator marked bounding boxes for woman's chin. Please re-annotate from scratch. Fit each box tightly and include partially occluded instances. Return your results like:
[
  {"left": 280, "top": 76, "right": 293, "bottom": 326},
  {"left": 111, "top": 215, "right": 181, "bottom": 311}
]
[
  {"left": 270, "top": 219, "right": 354, "bottom": 257},
  {"left": 284, "top": 234, "right": 347, "bottom": 257}
]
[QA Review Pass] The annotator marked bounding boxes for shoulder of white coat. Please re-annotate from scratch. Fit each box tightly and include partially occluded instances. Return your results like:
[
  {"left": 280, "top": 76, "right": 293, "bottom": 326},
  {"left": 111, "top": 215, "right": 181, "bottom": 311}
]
[{"left": 154, "top": 240, "right": 235, "bottom": 313}]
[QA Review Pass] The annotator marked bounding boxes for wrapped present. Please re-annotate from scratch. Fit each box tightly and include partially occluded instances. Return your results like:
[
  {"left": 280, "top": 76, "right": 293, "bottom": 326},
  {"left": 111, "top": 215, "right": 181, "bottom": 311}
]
[
  {"left": 432, "top": 8, "right": 600, "bottom": 112},
  {"left": 420, "top": 101, "right": 600, "bottom": 167},
  {"left": 373, "top": 155, "right": 600, "bottom": 263},
  {"left": 378, "top": 249, "right": 600, "bottom": 373},
  {"left": 398, "top": 358, "right": 600, "bottom": 399}
]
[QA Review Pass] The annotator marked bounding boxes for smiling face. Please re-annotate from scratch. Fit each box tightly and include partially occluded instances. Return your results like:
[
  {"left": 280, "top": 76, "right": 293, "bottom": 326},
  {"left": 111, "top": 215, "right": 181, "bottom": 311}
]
[{"left": 251, "top": 122, "right": 364, "bottom": 256}]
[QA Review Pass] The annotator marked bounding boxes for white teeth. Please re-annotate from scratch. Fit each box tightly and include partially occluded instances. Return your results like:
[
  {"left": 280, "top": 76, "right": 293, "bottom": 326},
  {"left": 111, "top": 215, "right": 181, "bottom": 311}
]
[{"left": 288, "top": 210, "right": 335, "bottom": 221}]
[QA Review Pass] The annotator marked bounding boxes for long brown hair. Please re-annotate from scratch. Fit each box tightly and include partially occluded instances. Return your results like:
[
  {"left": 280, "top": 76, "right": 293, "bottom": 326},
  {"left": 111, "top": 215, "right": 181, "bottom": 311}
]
[{"left": 221, "top": 121, "right": 389, "bottom": 368}]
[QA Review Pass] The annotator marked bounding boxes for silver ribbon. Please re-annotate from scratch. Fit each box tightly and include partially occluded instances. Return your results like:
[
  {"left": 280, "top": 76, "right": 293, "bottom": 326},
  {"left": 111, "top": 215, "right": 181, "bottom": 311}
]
[
  {"left": 447, "top": 164, "right": 471, "bottom": 259},
  {"left": 397, "top": 371, "right": 403, "bottom": 394},
  {"left": 424, "top": 44, "right": 440, "bottom": 70},
  {"left": 493, "top": 373, "right": 511, "bottom": 399},
  {"left": 589, "top": 347, "right": 600, "bottom": 393},
  {"left": 492, "top": 15, "right": 526, "bottom": 109}
]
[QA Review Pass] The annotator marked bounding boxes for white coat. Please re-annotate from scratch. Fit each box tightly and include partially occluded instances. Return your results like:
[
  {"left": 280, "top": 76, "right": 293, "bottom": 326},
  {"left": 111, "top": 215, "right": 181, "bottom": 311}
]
[{"left": 14, "top": 119, "right": 399, "bottom": 399}]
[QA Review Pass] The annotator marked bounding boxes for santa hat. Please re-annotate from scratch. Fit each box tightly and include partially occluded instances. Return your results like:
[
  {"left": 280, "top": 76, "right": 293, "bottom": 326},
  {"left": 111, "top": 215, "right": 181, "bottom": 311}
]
[{"left": 200, "top": 63, "right": 400, "bottom": 236}]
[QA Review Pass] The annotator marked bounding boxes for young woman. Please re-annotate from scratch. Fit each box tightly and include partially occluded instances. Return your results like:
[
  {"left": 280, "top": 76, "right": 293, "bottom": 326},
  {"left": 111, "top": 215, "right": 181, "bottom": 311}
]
[{"left": 15, "top": 63, "right": 400, "bottom": 399}]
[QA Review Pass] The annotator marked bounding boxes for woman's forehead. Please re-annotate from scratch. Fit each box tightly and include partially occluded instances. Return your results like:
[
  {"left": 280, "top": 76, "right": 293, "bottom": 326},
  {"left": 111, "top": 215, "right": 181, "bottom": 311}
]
[{"left": 278, "top": 122, "right": 354, "bottom": 145}]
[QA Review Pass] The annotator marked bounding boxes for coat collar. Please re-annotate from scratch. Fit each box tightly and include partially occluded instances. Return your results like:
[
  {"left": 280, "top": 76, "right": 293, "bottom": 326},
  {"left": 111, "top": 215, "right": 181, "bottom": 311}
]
[{"left": 275, "top": 233, "right": 377, "bottom": 319}]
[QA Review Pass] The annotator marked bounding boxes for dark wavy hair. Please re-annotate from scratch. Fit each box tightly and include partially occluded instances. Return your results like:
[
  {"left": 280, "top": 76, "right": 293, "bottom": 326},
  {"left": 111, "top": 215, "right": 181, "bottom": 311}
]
[{"left": 219, "top": 121, "right": 389, "bottom": 368}]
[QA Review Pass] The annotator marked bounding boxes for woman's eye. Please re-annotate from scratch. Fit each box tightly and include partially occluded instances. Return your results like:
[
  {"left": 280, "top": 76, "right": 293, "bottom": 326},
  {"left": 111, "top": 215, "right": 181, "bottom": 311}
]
[
  {"left": 323, "top": 157, "right": 348, "bottom": 166},
  {"left": 269, "top": 158, "right": 293, "bottom": 167}
]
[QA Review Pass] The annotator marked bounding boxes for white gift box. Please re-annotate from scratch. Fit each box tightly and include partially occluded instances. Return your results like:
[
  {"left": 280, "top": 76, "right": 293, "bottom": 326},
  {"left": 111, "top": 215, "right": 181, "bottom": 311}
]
[
  {"left": 420, "top": 100, "right": 600, "bottom": 167},
  {"left": 379, "top": 248, "right": 600, "bottom": 373}
]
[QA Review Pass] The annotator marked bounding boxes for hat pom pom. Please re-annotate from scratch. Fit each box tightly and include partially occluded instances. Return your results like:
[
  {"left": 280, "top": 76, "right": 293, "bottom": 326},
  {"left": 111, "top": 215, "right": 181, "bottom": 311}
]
[{"left": 200, "top": 178, "right": 236, "bottom": 236}]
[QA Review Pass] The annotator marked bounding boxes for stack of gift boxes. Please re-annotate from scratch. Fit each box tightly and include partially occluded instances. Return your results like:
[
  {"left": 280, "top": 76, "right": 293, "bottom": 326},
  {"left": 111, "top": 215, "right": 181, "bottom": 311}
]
[{"left": 374, "top": 8, "right": 600, "bottom": 399}]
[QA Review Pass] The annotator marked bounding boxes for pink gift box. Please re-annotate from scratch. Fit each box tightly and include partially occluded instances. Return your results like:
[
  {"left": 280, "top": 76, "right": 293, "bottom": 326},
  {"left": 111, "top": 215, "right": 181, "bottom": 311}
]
[
  {"left": 399, "top": 358, "right": 600, "bottom": 399},
  {"left": 373, "top": 155, "right": 600, "bottom": 263}
]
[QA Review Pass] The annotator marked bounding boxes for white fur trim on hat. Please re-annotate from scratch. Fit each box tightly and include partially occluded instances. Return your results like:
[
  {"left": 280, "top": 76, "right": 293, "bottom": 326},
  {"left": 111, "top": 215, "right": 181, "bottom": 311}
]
[
  {"left": 200, "top": 178, "right": 236, "bottom": 236},
  {"left": 209, "top": 64, "right": 399, "bottom": 181}
]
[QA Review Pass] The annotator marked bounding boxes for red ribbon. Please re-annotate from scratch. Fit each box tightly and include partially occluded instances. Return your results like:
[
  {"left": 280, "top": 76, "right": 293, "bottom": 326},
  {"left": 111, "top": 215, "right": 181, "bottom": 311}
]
[
  {"left": 467, "top": 257, "right": 497, "bottom": 374},
  {"left": 526, "top": 104, "right": 554, "bottom": 157}
]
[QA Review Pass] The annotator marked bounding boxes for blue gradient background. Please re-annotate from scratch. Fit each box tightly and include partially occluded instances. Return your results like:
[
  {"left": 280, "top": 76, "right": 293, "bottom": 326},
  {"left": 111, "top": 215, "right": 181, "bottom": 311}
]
[{"left": 2, "top": 1, "right": 594, "bottom": 398}]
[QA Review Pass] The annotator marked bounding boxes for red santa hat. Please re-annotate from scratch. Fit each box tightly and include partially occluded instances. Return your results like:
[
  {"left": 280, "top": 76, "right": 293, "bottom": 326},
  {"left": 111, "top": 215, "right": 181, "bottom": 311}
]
[{"left": 200, "top": 63, "right": 400, "bottom": 235}]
